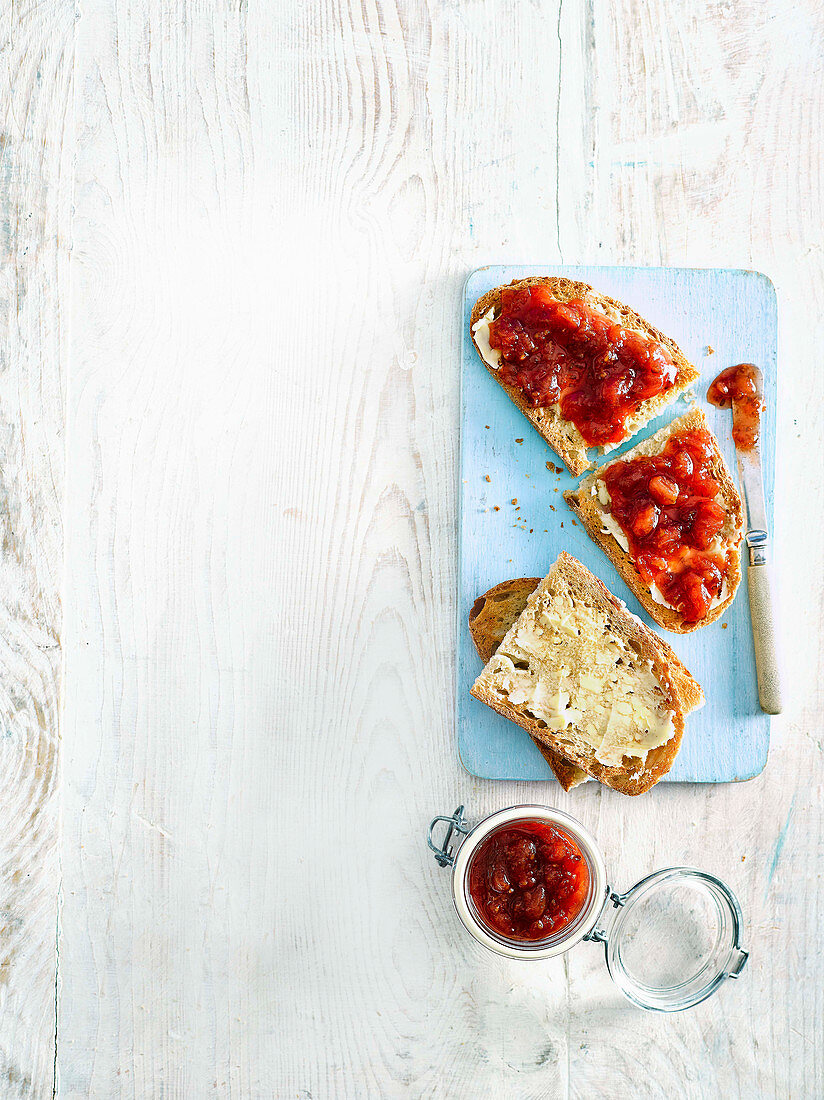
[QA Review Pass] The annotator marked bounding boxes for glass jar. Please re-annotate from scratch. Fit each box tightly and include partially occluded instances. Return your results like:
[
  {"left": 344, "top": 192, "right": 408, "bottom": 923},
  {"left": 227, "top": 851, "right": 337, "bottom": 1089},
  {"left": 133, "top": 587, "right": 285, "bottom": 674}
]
[{"left": 427, "top": 804, "right": 748, "bottom": 1012}]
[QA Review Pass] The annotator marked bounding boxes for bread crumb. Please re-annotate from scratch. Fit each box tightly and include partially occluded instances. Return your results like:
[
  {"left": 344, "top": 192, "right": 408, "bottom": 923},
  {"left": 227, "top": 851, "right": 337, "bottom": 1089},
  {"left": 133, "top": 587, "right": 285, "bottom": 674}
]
[
  {"left": 546, "top": 461, "right": 555, "bottom": 472},
  {"left": 529, "top": 529, "right": 533, "bottom": 533},
  {"left": 722, "top": 622, "right": 728, "bottom": 629},
  {"left": 571, "top": 520, "right": 578, "bottom": 525},
  {"left": 549, "top": 505, "right": 555, "bottom": 511},
  {"left": 706, "top": 346, "right": 715, "bottom": 356},
  {"left": 515, "top": 438, "right": 524, "bottom": 444},
  {"left": 485, "top": 425, "right": 490, "bottom": 429},
  {"left": 493, "top": 505, "right": 500, "bottom": 511},
  {"left": 511, "top": 498, "right": 518, "bottom": 505},
  {"left": 560, "top": 522, "right": 564, "bottom": 528},
  {"left": 484, "top": 474, "right": 491, "bottom": 482}
]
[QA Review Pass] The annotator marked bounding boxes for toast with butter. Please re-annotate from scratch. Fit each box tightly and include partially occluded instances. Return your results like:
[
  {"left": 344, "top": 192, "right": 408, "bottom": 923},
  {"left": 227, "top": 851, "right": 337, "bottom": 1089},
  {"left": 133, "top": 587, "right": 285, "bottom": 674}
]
[
  {"left": 470, "top": 553, "right": 704, "bottom": 796},
  {"left": 469, "top": 578, "right": 590, "bottom": 790},
  {"left": 564, "top": 407, "right": 744, "bottom": 632},
  {"left": 470, "top": 277, "right": 700, "bottom": 475}
]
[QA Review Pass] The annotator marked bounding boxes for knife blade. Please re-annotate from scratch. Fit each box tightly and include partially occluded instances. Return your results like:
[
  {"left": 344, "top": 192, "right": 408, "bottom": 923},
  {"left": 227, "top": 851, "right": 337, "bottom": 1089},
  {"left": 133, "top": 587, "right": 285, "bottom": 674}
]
[{"left": 738, "top": 437, "right": 769, "bottom": 566}]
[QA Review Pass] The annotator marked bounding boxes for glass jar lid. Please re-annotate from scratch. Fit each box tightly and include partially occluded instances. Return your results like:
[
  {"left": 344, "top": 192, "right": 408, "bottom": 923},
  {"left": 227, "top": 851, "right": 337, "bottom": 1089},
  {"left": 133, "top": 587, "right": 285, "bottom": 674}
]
[{"left": 589, "top": 867, "right": 749, "bottom": 1012}]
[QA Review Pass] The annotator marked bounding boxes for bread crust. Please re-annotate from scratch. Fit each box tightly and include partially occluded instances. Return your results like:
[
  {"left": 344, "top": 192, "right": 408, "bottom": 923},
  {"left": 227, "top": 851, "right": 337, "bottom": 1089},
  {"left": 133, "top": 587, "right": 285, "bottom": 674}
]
[
  {"left": 469, "top": 578, "right": 541, "bottom": 664},
  {"left": 469, "top": 277, "right": 701, "bottom": 475},
  {"left": 564, "top": 407, "right": 744, "bottom": 633},
  {"left": 469, "top": 578, "right": 589, "bottom": 790},
  {"left": 470, "top": 553, "right": 704, "bottom": 795}
]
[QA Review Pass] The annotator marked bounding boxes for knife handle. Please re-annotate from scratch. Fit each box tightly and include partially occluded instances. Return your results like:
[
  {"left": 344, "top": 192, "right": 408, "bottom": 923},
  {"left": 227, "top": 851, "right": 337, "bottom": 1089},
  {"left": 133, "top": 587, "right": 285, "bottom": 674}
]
[{"left": 747, "top": 562, "right": 782, "bottom": 715}]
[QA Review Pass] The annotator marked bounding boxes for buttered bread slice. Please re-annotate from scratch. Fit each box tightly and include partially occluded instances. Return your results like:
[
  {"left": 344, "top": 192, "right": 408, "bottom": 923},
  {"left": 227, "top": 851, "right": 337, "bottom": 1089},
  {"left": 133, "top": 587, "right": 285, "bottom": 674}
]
[{"left": 470, "top": 553, "right": 703, "bottom": 795}]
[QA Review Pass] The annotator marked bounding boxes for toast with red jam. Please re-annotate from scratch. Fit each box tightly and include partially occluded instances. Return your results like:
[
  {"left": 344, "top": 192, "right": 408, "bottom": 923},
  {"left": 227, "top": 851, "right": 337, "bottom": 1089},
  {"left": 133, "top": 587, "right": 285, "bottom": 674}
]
[
  {"left": 564, "top": 408, "right": 744, "bottom": 632},
  {"left": 470, "top": 277, "right": 700, "bottom": 476}
]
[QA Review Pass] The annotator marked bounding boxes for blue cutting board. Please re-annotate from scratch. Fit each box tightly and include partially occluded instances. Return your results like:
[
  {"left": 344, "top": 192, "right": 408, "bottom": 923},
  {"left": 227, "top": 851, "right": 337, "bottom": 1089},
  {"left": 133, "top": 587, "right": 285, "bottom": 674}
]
[{"left": 457, "top": 265, "right": 777, "bottom": 783}]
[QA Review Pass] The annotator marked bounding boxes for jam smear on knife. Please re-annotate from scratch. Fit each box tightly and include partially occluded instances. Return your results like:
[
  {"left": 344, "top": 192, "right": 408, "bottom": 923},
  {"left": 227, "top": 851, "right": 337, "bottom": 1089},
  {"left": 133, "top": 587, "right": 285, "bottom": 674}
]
[{"left": 707, "top": 362, "right": 763, "bottom": 452}]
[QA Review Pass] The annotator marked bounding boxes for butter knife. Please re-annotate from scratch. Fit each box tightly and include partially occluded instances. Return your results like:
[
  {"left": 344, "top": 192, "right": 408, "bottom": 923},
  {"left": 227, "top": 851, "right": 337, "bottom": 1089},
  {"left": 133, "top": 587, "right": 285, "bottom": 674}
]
[{"left": 724, "top": 366, "right": 783, "bottom": 715}]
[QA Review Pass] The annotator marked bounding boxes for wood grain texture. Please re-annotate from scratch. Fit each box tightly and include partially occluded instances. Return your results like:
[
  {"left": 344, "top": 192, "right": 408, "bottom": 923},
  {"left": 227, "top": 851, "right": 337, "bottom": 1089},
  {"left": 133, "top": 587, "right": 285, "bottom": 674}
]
[
  {"left": 0, "top": 2, "right": 73, "bottom": 1096},
  {"left": 56, "top": 0, "right": 824, "bottom": 1098}
]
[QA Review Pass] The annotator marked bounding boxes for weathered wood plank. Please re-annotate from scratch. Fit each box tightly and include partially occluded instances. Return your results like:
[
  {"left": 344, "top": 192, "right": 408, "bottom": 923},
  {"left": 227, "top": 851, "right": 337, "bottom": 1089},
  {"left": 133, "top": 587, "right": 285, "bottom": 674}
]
[
  {"left": 58, "top": 0, "right": 823, "bottom": 1095},
  {"left": 0, "top": 2, "right": 73, "bottom": 1096}
]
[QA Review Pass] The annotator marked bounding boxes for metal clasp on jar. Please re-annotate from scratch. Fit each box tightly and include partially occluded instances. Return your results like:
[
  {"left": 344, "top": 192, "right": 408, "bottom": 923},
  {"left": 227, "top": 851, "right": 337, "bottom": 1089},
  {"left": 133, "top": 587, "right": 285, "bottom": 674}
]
[{"left": 427, "top": 806, "right": 470, "bottom": 867}]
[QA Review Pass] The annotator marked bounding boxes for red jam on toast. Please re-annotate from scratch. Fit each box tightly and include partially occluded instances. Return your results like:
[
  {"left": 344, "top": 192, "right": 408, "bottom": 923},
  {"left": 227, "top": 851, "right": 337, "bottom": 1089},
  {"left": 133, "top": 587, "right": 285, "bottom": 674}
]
[
  {"left": 487, "top": 285, "right": 678, "bottom": 447},
  {"left": 602, "top": 426, "right": 730, "bottom": 623},
  {"left": 468, "top": 820, "right": 589, "bottom": 942}
]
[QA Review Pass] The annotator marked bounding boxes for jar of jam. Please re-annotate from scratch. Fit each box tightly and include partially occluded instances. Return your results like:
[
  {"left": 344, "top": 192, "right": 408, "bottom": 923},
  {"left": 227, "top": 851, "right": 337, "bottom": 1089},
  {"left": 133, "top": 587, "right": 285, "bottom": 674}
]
[{"left": 427, "top": 804, "right": 748, "bottom": 1011}]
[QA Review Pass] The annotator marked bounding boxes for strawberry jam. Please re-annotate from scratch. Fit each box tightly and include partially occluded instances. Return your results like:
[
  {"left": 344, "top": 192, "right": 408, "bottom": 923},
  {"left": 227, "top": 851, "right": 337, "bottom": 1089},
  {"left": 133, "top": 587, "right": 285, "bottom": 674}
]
[
  {"left": 707, "top": 363, "right": 763, "bottom": 452},
  {"left": 487, "top": 285, "right": 678, "bottom": 446},
  {"left": 602, "top": 427, "right": 729, "bottom": 623},
  {"left": 468, "top": 820, "right": 590, "bottom": 942}
]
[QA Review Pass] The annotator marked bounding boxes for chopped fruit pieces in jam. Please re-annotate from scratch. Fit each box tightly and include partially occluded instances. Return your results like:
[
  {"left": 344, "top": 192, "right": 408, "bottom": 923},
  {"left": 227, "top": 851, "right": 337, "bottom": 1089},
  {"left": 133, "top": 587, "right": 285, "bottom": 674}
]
[
  {"left": 468, "top": 820, "right": 589, "bottom": 942},
  {"left": 707, "top": 363, "right": 763, "bottom": 452},
  {"left": 487, "top": 286, "right": 678, "bottom": 446},
  {"left": 603, "top": 427, "right": 729, "bottom": 623}
]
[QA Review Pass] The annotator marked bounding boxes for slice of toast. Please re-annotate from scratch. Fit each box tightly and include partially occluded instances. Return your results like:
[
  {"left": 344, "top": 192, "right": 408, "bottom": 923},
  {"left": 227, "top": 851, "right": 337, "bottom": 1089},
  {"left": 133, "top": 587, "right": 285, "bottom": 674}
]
[
  {"left": 469, "top": 277, "right": 700, "bottom": 475},
  {"left": 564, "top": 407, "right": 744, "bottom": 633},
  {"left": 469, "top": 578, "right": 590, "bottom": 790},
  {"left": 470, "top": 553, "right": 704, "bottom": 796}
]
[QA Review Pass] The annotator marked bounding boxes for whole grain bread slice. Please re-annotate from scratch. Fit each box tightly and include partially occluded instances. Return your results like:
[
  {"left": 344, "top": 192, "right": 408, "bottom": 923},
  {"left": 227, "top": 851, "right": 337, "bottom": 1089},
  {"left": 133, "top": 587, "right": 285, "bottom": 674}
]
[
  {"left": 469, "top": 277, "right": 700, "bottom": 475},
  {"left": 564, "top": 407, "right": 744, "bottom": 633},
  {"left": 469, "top": 578, "right": 590, "bottom": 790},
  {"left": 470, "top": 553, "right": 704, "bottom": 796}
]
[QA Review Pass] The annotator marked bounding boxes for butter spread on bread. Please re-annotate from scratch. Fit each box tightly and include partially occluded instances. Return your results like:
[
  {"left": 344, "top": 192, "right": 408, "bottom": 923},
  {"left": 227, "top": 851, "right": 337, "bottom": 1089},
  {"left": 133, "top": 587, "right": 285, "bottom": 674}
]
[
  {"left": 485, "top": 593, "right": 674, "bottom": 767},
  {"left": 471, "top": 309, "right": 500, "bottom": 369},
  {"left": 468, "top": 577, "right": 590, "bottom": 790}
]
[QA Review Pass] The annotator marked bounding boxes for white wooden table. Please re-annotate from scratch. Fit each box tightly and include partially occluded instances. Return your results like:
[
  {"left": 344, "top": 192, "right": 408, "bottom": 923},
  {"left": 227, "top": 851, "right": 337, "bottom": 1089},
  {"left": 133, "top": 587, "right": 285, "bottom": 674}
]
[{"left": 3, "top": 0, "right": 823, "bottom": 1096}]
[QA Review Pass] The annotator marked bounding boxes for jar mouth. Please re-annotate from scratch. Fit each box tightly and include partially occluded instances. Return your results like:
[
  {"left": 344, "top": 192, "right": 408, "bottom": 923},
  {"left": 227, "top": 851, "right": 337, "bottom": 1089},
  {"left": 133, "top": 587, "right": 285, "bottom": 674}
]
[{"left": 451, "top": 805, "right": 608, "bottom": 960}]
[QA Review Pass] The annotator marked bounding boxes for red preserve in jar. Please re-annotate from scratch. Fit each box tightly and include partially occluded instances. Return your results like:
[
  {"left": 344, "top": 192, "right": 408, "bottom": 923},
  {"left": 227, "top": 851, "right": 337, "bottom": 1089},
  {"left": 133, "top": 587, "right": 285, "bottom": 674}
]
[{"left": 468, "top": 819, "right": 590, "bottom": 942}]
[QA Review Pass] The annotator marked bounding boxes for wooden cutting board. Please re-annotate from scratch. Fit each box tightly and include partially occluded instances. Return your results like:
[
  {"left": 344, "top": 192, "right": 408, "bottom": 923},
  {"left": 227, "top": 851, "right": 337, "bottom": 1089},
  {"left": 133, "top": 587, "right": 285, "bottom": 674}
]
[{"left": 457, "top": 265, "right": 777, "bottom": 782}]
